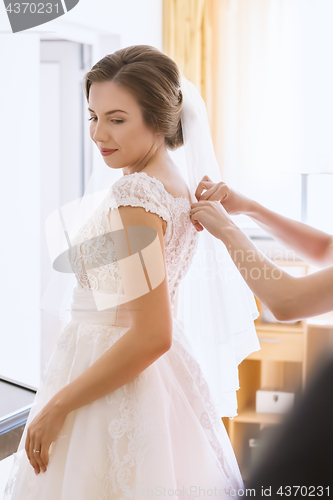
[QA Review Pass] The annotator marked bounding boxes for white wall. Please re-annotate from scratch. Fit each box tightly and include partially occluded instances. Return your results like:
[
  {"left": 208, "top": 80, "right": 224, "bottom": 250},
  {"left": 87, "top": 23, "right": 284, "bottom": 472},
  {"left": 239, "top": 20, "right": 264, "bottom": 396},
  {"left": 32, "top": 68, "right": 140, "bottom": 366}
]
[{"left": 0, "top": 35, "right": 41, "bottom": 388}]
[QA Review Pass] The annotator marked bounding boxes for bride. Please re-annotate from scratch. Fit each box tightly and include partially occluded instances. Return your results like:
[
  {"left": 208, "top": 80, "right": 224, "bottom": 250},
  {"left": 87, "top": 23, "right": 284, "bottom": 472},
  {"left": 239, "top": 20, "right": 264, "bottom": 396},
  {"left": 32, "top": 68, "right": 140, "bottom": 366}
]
[{"left": 4, "top": 45, "right": 258, "bottom": 499}]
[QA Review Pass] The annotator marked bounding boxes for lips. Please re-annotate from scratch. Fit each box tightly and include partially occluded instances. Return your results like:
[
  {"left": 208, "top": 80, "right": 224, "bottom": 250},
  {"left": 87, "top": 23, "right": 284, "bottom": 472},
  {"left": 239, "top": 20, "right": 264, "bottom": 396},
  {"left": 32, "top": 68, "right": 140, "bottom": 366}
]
[{"left": 100, "top": 148, "right": 118, "bottom": 157}]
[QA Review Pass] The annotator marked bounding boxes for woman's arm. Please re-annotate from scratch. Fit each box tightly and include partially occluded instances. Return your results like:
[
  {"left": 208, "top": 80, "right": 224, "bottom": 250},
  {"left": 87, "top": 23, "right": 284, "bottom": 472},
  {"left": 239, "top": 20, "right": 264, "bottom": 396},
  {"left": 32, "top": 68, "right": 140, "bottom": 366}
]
[
  {"left": 194, "top": 176, "right": 333, "bottom": 268},
  {"left": 190, "top": 200, "right": 333, "bottom": 321},
  {"left": 26, "top": 206, "right": 173, "bottom": 474},
  {"left": 245, "top": 200, "right": 333, "bottom": 268},
  {"left": 223, "top": 224, "right": 333, "bottom": 321},
  {"left": 53, "top": 205, "right": 172, "bottom": 414}
]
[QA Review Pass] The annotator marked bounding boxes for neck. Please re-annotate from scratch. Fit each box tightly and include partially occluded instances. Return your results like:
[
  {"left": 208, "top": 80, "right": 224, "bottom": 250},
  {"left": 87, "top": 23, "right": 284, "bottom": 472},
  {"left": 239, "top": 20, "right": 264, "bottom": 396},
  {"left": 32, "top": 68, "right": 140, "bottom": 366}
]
[{"left": 122, "top": 142, "right": 171, "bottom": 176}]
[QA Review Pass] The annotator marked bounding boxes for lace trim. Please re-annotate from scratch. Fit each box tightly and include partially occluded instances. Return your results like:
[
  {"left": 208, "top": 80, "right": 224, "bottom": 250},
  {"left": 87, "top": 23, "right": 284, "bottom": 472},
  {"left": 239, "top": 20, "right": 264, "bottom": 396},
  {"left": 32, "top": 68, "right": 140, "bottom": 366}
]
[
  {"left": 126, "top": 171, "right": 192, "bottom": 205},
  {"left": 93, "top": 365, "right": 162, "bottom": 498},
  {"left": 108, "top": 172, "right": 172, "bottom": 224}
]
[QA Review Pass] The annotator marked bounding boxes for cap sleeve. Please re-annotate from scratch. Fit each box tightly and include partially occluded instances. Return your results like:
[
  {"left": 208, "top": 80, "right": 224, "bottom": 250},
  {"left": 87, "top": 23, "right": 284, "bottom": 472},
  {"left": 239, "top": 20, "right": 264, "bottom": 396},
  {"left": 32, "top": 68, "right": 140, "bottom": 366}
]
[{"left": 106, "top": 172, "right": 171, "bottom": 226}]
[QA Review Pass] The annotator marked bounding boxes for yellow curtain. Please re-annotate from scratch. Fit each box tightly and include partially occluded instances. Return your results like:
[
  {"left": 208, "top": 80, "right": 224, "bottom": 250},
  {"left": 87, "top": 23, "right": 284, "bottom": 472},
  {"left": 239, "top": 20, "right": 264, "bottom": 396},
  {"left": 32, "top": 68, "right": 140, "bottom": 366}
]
[{"left": 163, "top": 0, "right": 219, "bottom": 148}]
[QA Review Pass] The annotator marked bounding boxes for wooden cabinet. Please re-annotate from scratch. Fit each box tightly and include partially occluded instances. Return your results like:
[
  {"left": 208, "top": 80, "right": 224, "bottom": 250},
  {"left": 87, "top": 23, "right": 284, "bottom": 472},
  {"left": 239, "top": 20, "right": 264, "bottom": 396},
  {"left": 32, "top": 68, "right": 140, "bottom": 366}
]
[
  {"left": 221, "top": 260, "right": 333, "bottom": 483},
  {"left": 250, "top": 328, "right": 304, "bottom": 362}
]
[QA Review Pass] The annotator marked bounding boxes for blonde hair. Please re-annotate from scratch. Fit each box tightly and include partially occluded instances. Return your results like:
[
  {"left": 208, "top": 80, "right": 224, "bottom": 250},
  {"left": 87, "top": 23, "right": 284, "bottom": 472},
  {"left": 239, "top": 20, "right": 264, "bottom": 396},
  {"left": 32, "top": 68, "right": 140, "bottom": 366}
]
[{"left": 83, "top": 45, "right": 184, "bottom": 150}]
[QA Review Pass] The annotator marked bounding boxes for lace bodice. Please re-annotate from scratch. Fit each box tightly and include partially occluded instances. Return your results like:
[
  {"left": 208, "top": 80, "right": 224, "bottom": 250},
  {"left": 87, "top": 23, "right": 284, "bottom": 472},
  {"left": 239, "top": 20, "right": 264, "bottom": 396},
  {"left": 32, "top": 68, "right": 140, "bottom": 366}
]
[{"left": 68, "top": 171, "right": 199, "bottom": 312}]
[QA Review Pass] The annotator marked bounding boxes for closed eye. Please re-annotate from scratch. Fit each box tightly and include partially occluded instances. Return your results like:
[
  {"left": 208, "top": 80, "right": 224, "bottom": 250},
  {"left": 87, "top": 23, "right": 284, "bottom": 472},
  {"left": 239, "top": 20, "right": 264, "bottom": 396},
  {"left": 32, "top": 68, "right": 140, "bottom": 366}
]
[{"left": 88, "top": 117, "right": 123, "bottom": 124}]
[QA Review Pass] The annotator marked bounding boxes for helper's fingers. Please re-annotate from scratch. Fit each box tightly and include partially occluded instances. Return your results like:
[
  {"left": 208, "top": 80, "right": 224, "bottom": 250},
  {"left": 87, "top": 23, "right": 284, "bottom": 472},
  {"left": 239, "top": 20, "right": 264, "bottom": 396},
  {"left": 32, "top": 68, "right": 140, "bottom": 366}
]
[
  {"left": 201, "top": 175, "right": 213, "bottom": 182},
  {"left": 215, "top": 182, "right": 229, "bottom": 203},
  {"left": 190, "top": 208, "right": 204, "bottom": 230},
  {"left": 204, "top": 181, "right": 229, "bottom": 202},
  {"left": 190, "top": 204, "right": 204, "bottom": 231},
  {"left": 191, "top": 201, "right": 211, "bottom": 209},
  {"left": 195, "top": 180, "right": 215, "bottom": 201},
  {"left": 193, "top": 222, "right": 204, "bottom": 231},
  {"left": 190, "top": 206, "right": 208, "bottom": 222},
  {"left": 198, "top": 184, "right": 222, "bottom": 201},
  {"left": 190, "top": 205, "right": 201, "bottom": 218}
]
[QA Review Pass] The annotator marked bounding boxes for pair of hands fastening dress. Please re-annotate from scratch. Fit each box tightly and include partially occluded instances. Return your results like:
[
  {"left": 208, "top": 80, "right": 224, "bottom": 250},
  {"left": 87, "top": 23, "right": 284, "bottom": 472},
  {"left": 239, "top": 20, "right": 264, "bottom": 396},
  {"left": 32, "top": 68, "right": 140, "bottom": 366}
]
[{"left": 25, "top": 175, "right": 237, "bottom": 475}]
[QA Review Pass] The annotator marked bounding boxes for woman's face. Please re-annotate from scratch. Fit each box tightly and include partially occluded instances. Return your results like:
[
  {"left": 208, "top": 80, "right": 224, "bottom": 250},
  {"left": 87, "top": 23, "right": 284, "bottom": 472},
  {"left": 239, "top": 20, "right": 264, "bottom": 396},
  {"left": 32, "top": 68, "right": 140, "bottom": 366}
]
[{"left": 88, "top": 80, "right": 161, "bottom": 172}]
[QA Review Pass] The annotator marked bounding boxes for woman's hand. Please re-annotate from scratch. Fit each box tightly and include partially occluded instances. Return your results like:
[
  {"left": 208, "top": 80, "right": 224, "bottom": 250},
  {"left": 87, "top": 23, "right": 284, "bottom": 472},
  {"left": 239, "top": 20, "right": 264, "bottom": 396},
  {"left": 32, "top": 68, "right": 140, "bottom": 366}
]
[
  {"left": 190, "top": 199, "right": 238, "bottom": 241},
  {"left": 192, "top": 175, "right": 253, "bottom": 231},
  {"left": 25, "top": 399, "right": 67, "bottom": 475}
]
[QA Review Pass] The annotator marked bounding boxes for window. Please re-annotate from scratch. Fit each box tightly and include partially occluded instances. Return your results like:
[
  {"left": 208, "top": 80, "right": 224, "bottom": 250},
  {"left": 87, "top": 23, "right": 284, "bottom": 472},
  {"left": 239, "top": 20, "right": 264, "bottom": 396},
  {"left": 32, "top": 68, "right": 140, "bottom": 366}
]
[{"left": 217, "top": 0, "right": 333, "bottom": 237}]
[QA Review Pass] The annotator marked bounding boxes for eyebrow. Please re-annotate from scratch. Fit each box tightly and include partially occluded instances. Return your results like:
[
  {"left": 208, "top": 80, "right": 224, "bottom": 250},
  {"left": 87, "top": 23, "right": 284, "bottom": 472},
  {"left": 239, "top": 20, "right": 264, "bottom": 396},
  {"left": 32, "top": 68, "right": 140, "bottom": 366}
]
[{"left": 87, "top": 108, "right": 129, "bottom": 115}]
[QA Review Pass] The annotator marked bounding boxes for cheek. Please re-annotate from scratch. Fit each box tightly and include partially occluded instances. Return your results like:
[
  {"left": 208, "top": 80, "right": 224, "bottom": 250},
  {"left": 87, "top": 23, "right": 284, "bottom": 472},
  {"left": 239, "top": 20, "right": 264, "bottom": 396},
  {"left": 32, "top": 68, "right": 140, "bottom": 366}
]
[{"left": 121, "top": 124, "right": 152, "bottom": 153}]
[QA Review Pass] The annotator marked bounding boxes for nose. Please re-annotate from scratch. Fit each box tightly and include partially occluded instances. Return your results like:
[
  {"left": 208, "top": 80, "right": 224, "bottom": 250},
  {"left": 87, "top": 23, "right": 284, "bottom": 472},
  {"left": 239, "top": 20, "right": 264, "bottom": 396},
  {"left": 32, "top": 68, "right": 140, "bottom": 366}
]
[{"left": 91, "top": 119, "right": 110, "bottom": 143}]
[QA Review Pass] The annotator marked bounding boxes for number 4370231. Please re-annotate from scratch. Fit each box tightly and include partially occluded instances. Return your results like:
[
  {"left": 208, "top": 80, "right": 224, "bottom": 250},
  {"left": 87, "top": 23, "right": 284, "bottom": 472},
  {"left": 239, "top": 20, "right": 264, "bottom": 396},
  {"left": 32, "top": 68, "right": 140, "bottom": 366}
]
[{"left": 5, "top": 3, "right": 60, "bottom": 14}]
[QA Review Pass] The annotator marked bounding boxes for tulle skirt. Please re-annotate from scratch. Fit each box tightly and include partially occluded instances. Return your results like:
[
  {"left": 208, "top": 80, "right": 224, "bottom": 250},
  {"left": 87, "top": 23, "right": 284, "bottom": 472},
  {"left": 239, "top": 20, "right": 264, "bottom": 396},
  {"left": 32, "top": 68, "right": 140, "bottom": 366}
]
[{"left": 4, "top": 310, "right": 244, "bottom": 499}]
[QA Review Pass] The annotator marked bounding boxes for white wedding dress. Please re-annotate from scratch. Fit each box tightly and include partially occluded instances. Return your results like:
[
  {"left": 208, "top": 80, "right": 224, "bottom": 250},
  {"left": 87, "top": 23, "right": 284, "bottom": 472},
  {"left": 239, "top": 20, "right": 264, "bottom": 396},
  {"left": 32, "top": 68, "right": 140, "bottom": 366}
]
[{"left": 4, "top": 171, "right": 244, "bottom": 499}]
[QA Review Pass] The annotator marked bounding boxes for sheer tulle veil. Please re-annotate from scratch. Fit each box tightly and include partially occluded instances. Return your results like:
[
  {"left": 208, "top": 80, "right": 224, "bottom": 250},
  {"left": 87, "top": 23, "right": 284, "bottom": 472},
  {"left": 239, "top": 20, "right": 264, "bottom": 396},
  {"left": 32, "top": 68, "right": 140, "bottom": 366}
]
[
  {"left": 169, "top": 76, "right": 260, "bottom": 417},
  {"left": 40, "top": 73, "right": 260, "bottom": 418}
]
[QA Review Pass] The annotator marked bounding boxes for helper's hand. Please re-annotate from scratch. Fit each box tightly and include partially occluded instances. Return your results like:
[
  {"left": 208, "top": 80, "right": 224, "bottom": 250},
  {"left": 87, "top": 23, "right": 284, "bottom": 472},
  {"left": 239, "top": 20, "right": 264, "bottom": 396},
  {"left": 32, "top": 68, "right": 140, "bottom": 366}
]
[
  {"left": 192, "top": 175, "right": 252, "bottom": 230},
  {"left": 190, "top": 199, "right": 237, "bottom": 241}
]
